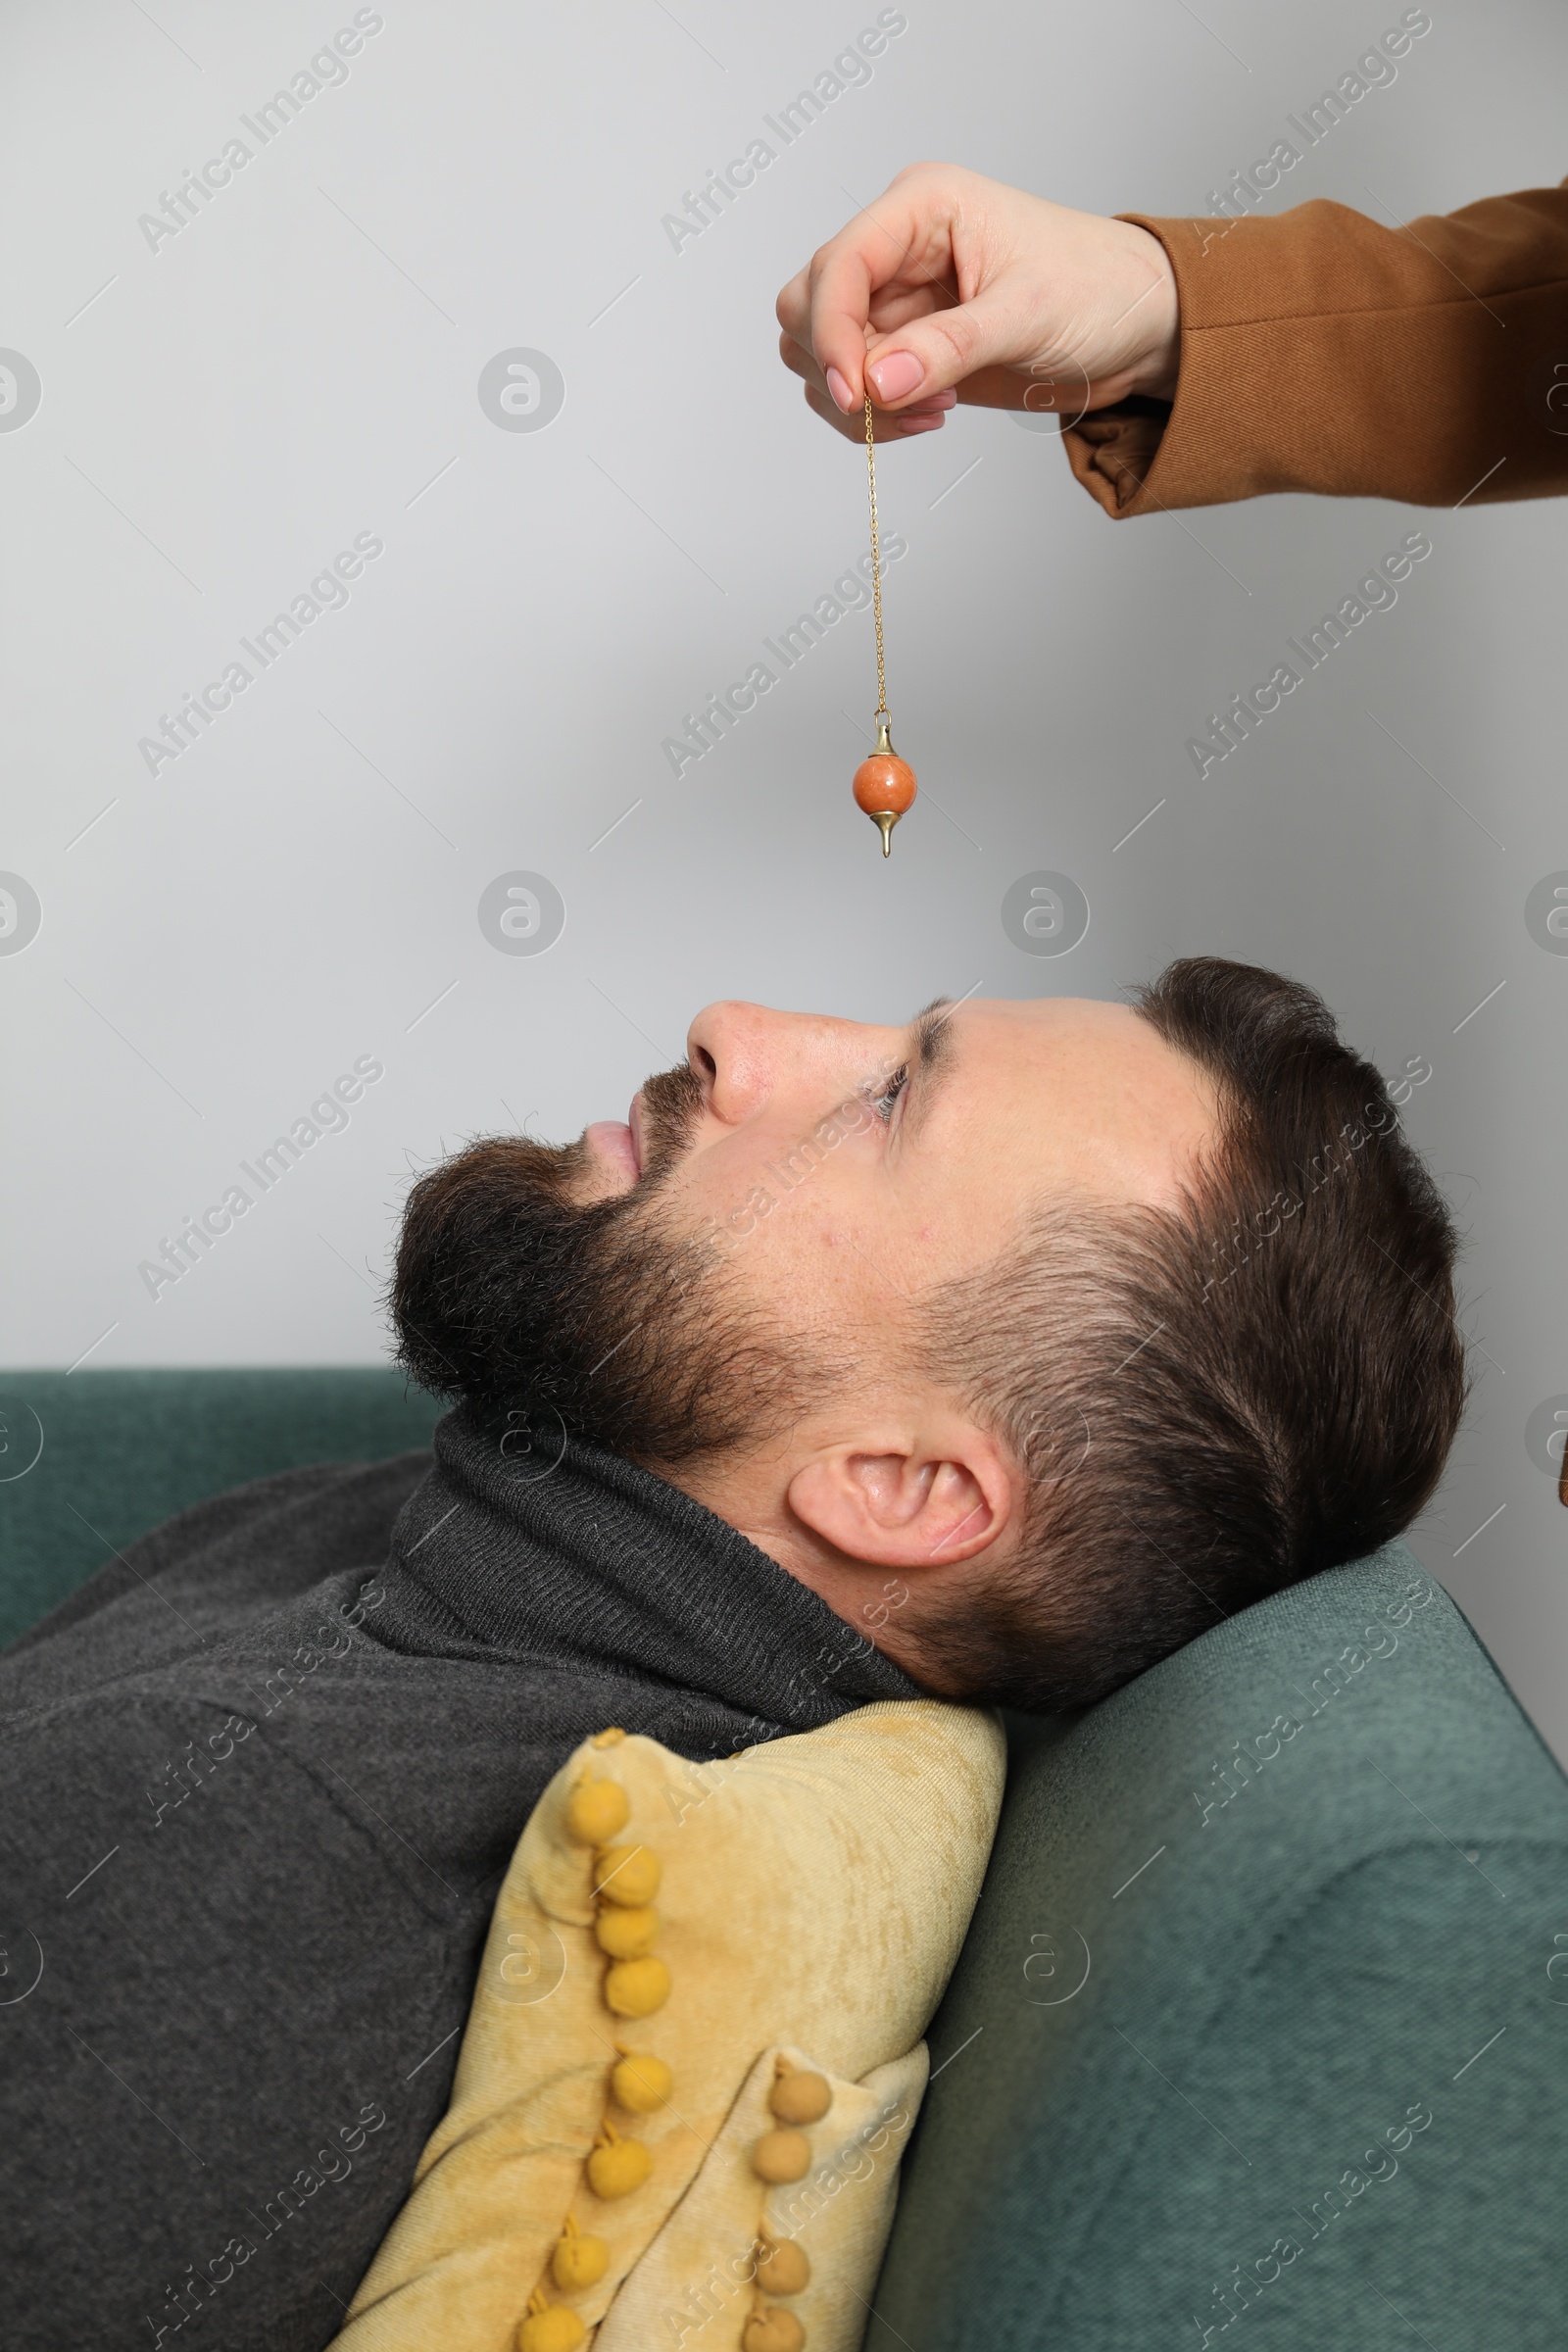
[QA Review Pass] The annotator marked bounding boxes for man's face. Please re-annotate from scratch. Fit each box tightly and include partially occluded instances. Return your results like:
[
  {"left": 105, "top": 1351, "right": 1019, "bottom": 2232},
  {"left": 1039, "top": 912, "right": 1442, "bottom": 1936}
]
[
  {"left": 391, "top": 993, "right": 1216, "bottom": 1474},
  {"left": 583, "top": 994, "right": 1217, "bottom": 1321}
]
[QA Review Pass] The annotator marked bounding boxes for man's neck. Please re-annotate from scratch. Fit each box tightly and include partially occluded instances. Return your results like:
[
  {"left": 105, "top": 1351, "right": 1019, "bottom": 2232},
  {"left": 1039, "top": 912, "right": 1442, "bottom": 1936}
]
[
  {"left": 650, "top": 1445, "right": 936, "bottom": 1688},
  {"left": 392, "top": 1407, "right": 929, "bottom": 1725}
]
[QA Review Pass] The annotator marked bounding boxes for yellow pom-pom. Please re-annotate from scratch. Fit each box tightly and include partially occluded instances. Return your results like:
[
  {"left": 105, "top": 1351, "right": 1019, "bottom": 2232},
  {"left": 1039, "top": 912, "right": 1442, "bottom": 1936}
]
[
  {"left": 752, "top": 2128, "right": 811, "bottom": 2183},
  {"left": 566, "top": 1775, "right": 630, "bottom": 1845},
  {"left": 612, "top": 2048, "right": 673, "bottom": 2113},
  {"left": 595, "top": 1903, "right": 660, "bottom": 1959},
  {"left": 768, "top": 2065, "right": 831, "bottom": 2126},
  {"left": 604, "top": 1955, "right": 671, "bottom": 2017},
  {"left": 551, "top": 2217, "right": 609, "bottom": 2290},
  {"left": 518, "top": 2306, "right": 586, "bottom": 2352},
  {"left": 742, "top": 2308, "right": 806, "bottom": 2352},
  {"left": 756, "top": 2238, "right": 810, "bottom": 2296},
  {"left": 591, "top": 1726, "right": 626, "bottom": 1748},
  {"left": 595, "top": 1843, "right": 662, "bottom": 1906},
  {"left": 587, "top": 2127, "right": 653, "bottom": 2200}
]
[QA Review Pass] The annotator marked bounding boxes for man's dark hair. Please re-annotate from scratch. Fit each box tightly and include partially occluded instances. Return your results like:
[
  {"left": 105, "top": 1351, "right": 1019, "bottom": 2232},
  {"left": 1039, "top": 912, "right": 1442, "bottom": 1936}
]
[{"left": 913, "top": 957, "right": 1467, "bottom": 1712}]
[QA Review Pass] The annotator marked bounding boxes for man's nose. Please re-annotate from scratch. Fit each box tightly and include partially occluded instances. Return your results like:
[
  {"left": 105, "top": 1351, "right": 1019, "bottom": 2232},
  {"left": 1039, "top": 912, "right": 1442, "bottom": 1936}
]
[{"left": 685, "top": 1002, "right": 863, "bottom": 1127}]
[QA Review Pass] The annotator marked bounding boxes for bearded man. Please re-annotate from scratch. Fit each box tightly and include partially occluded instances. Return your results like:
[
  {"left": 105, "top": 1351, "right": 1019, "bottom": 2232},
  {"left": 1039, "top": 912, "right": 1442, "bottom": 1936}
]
[{"left": 0, "top": 958, "right": 1463, "bottom": 2350}]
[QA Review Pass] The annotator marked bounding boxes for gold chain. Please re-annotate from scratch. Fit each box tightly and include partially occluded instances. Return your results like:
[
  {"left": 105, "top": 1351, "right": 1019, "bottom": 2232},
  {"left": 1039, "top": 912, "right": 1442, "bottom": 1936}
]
[{"left": 863, "top": 394, "right": 888, "bottom": 724}]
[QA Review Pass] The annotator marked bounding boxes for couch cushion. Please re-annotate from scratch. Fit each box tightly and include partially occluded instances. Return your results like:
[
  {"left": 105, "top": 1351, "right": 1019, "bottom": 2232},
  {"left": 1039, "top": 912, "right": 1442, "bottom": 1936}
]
[{"left": 868, "top": 1542, "right": 1568, "bottom": 2350}]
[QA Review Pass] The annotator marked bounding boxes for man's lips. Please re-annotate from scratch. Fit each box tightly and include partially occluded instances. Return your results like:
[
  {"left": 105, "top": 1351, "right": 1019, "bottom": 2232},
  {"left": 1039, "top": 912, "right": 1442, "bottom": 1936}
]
[{"left": 584, "top": 1098, "right": 643, "bottom": 1187}]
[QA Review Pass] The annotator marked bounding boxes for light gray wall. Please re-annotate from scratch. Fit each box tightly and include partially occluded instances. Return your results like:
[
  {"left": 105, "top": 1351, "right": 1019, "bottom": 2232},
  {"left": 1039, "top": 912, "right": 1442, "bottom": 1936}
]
[{"left": 6, "top": 0, "right": 1566, "bottom": 1753}]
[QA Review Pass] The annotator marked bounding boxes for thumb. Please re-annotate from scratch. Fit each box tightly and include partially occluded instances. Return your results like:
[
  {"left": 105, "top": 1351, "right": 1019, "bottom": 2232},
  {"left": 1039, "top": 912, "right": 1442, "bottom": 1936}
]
[{"left": 863, "top": 284, "right": 1029, "bottom": 408}]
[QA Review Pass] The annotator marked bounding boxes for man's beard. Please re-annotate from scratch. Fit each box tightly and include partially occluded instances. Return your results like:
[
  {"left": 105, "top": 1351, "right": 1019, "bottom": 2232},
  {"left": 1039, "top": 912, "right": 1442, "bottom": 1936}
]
[{"left": 388, "top": 1063, "right": 815, "bottom": 1466}]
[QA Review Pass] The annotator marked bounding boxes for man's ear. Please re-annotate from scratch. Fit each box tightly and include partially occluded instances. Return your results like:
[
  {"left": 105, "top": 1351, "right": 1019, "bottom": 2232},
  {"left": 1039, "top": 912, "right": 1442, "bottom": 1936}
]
[{"left": 786, "top": 1419, "right": 1018, "bottom": 1570}]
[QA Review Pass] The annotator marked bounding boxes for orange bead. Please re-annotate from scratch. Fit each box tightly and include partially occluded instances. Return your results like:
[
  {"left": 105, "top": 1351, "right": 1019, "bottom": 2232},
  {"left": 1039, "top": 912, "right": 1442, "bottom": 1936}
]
[{"left": 852, "top": 754, "right": 917, "bottom": 817}]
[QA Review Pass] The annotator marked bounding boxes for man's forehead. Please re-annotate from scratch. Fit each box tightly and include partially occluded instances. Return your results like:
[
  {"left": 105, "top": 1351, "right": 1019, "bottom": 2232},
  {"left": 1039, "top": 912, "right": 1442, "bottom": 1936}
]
[
  {"left": 739, "top": 994, "right": 1123, "bottom": 1036},
  {"left": 928, "top": 995, "right": 1218, "bottom": 1207},
  {"left": 952, "top": 994, "right": 1114, "bottom": 1020},
  {"left": 933, "top": 995, "right": 1148, "bottom": 1048},
  {"left": 954, "top": 994, "right": 1208, "bottom": 1095}
]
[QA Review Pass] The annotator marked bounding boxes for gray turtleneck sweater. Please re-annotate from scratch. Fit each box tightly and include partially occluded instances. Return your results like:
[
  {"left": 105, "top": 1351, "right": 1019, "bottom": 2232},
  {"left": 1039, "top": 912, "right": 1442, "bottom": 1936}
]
[{"left": 0, "top": 1411, "right": 923, "bottom": 2351}]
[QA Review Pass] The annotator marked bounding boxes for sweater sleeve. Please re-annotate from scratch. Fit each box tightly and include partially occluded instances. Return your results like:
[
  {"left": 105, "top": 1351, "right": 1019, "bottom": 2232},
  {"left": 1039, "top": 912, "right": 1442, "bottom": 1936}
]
[{"left": 1061, "top": 184, "right": 1568, "bottom": 515}]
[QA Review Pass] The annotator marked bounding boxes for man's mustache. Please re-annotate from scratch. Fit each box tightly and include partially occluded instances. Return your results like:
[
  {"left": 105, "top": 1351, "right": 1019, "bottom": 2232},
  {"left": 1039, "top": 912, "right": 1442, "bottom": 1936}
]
[
  {"left": 414, "top": 1057, "right": 706, "bottom": 1229},
  {"left": 634, "top": 1060, "right": 706, "bottom": 1179}
]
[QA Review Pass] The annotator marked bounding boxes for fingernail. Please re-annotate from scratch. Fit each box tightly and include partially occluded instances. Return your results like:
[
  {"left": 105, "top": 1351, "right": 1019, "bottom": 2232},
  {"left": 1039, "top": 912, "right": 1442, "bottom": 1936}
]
[
  {"left": 895, "top": 415, "right": 944, "bottom": 434},
  {"left": 867, "top": 350, "right": 924, "bottom": 403},
  {"left": 825, "top": 365, "right": 855, "bottom": 413}
]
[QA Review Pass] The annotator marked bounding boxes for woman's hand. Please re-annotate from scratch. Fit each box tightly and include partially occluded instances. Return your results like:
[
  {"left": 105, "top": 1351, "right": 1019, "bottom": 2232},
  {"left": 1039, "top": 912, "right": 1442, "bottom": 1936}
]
[{"left": 775, "top": 161, "right": 1180, "bottom": 442}]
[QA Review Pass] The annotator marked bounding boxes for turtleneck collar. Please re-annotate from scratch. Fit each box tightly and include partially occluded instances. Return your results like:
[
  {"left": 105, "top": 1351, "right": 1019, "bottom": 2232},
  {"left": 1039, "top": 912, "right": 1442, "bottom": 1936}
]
[{"left": 381, "top": 1406, "right": 926, "bottom": 1733}]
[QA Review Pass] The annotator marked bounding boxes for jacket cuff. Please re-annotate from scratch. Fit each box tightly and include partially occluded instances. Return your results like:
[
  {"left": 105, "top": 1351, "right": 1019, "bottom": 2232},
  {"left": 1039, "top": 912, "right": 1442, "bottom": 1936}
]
[
  {"left": 1062, "top": 208, "right": 1336, "bottom": 518},
  {"left": 1064, "top": 192, "right": 1568, "bottom": 515}
]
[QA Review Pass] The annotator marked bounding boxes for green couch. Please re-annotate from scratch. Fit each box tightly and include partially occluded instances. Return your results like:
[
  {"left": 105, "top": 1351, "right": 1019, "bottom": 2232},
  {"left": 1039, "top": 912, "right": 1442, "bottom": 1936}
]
[
  {"left": 4, "top": 1370, "right": 1564, "bottom": 2345},
  {"left": 0, "top": 1368, "right": 440, "bottom": 1650}
]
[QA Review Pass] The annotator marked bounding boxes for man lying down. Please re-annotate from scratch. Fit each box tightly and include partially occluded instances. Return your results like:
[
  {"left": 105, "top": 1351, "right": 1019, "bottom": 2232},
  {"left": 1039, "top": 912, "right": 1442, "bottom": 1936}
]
[{"left": 0, "top": 958, "right": 1464, "bottom": 2350}]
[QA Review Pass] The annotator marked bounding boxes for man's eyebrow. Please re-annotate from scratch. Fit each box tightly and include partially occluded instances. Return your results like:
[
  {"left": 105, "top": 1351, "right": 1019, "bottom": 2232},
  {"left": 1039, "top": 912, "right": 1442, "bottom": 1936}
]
[{"left": 902, "top": 997, "right": 956, "bottom": 1138}]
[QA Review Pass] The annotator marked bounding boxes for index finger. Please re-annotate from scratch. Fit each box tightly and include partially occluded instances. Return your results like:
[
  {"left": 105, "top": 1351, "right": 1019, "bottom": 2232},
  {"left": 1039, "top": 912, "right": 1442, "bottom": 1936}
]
[
  {"left": 780, "top": 186, "right": 935, "bottom": 411},
  {"left": 775, "top": 235, "right": 871, "bottom": 413}
]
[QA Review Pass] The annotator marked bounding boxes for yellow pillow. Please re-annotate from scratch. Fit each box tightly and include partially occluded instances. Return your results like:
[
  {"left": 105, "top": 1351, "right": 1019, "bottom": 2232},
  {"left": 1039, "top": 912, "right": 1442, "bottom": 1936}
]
[
  {"left": 595, "top": 2038, "right": 928, "bottom": 2352},
  {"left": 331, "top": 1698, "right": 1005, "bottom": 2352}
]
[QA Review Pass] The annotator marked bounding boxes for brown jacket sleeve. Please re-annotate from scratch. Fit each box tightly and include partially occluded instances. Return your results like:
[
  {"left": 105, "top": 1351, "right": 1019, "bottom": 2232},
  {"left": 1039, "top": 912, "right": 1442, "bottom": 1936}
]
[{"left": 1062, "top": 186, "right": 1568, "bottom": 515}]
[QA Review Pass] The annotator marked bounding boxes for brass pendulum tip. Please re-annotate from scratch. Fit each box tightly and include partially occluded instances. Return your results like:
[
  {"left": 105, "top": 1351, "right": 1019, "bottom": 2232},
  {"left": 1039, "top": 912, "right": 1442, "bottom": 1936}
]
[{"left": 872, "top": 810, "right": 898, "bottom": 857}]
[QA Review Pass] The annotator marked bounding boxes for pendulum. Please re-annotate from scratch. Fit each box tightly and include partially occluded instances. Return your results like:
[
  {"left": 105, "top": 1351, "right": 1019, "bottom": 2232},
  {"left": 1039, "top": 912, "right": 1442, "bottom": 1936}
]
[
  {"left": 851, "top": 393, "right": 918, "bottom": 856},
  {"left": 850, "top": 395, "right": 917, "bottom": 856}
]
